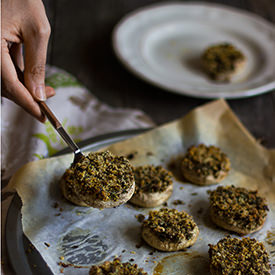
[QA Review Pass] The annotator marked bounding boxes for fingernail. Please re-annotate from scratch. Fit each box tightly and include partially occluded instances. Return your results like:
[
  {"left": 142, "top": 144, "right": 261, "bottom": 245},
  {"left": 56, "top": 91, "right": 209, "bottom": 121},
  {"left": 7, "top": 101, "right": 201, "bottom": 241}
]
[{"left": 35, "top": 85, "right": 46, "bottom": 101}]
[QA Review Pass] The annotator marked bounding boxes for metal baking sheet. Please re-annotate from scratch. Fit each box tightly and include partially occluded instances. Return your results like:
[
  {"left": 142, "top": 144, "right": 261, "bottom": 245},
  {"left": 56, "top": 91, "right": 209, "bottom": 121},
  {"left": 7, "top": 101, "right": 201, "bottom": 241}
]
[{"left": 5, "top": 129, "right": 148, "bottom": 275}]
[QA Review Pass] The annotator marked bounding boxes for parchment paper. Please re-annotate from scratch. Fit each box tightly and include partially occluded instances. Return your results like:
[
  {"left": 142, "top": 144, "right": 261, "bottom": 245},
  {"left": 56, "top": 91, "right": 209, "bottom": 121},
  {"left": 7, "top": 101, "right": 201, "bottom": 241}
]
[{"left": 9, "top": 99, "right": 275, "bottom": 275}]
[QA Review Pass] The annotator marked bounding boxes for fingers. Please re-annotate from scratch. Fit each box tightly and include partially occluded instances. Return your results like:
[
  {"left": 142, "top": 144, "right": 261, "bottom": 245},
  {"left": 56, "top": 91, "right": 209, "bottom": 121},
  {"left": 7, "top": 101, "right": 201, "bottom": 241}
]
[
  {"left": 3, "top": 83, "right": 56, "bottom": 123},
  {"left": 23, "top": 2, "right": 51, "bottom": 102},
  {"left": 9, "top": 43, "right": 24, "bottom": 71},
  {"left": 2, "top": 80, "right": 46, "bottom": 123},
  {"left": 2, "top": 40, "right": 55, "bottom": 122},
  {"left": 1, "top": 0, "right": 56, "bottom": 123}
]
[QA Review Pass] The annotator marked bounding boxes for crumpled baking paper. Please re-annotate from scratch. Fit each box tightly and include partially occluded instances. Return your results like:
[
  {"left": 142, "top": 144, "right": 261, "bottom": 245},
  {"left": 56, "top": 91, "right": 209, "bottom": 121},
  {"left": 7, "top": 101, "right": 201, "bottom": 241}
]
[
  {"left": 9, "top": 99, "right": 275, "bottom": 274},
  {"left": 1, "top": 65, "right": 154, "bottom": 275}
]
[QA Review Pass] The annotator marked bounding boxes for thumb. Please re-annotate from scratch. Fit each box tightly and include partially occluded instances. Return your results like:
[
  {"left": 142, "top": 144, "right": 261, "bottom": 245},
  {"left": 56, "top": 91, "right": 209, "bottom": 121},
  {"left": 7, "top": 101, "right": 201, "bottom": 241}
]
[{"left": 23, "top": 21, "right": 51, "bottom": 102}]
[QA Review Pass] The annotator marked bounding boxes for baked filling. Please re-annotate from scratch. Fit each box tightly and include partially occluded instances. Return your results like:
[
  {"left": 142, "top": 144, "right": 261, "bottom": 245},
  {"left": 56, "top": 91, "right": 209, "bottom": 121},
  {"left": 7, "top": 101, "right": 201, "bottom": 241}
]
[
  {"left": 62, "top": 151, "right": 134, "bottom": 202},
  {"left": 182, "top": 144, "right": 230, "bottom": 178},
  {"left": 209, "top": 185, "right": 269, "bottom": 232},
  {"left": 89, "top": 258, "right": 148, "bottom": 275},
  {"left": 208, "top": 236, "right": 271, "bottom": 274},
  {"left": 142, "top": 208, "right": 196, "bottom": 242},
  {"left": 133, "top": 165, "right": 173, "bottom": 195},
  {"left": 202, "top": 43, "right": 245, "bottom": 81}
]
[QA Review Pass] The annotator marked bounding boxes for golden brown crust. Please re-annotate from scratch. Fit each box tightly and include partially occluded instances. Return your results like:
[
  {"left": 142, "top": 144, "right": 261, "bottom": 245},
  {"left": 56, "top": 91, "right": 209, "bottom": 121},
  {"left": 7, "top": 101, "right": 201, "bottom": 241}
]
[
  {"left": 60, "top": 151, "right": 135, "bottom": 208},
  {"left": 141, "top": 208, "right": 199, "bottom": 251},
  {"left": 142, "top": 224, "right": 199, "bottom": 251},
  {"left": 181, "top": 144, "right": 230, "bottom": 186},
  {"left": 89, "top": 258, "right": 148, "bottom": 275},
  {"left": 208, "top": 236, "right": 271, "bottom": 275},
  {"left": 210, "top": 207, "right": 265, "bottom": 235},
  {"left": 130, "top": 165, "right": 173, "bottom": 207},
  {"left": 202, "top": 43, "right": 246, "bottom": 82},
  {"left": 60, "top": 178, "right": 135, "bottom": 208},
  {"left": 209, "top": 185, "right": 269, "bottom": 235}
]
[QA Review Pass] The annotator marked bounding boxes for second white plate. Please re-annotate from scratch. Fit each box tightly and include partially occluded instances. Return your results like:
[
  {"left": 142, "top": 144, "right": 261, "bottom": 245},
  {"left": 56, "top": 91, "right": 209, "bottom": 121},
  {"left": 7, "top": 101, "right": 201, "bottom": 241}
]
[{"left": 112, "top": 2, "right": 275, "bottom": 98}]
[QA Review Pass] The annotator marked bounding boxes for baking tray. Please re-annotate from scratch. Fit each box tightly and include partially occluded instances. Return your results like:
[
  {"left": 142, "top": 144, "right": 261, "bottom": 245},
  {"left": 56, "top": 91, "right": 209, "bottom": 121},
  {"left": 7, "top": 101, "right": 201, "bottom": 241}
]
[{"left": 5, "top": 129, "right": 148, "bottom": 275}]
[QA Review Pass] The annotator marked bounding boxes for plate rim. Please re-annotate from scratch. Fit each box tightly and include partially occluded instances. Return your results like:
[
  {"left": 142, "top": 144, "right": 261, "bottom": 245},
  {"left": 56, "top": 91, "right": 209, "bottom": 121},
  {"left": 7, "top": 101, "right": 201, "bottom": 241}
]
[
  {"left": 112, "top": 1, "right": 275, "bottom": 99},
  {"left": 5, "top": 128, "right": 150, "bottom": 275}
]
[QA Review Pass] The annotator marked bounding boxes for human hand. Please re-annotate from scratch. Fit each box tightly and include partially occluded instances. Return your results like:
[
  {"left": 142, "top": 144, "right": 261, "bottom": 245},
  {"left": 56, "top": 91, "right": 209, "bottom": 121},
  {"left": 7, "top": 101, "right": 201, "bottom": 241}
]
[{"left": 1, "top": 0, "right": 55, "bottom": 122}]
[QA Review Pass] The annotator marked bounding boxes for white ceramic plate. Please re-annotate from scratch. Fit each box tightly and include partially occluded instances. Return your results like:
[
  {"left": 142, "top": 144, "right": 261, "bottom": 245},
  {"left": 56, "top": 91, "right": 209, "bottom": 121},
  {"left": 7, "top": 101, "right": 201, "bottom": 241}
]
[{"left": 112, "top": 2, "right": 275, "bottom": 98}]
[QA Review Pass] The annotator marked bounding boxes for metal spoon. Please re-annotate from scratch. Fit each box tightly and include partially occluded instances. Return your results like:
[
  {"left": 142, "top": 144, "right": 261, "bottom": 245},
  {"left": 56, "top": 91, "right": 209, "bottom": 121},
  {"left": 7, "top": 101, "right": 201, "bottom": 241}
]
[{"left": 39, "top": 101, "right": 84, "bottom": 163}]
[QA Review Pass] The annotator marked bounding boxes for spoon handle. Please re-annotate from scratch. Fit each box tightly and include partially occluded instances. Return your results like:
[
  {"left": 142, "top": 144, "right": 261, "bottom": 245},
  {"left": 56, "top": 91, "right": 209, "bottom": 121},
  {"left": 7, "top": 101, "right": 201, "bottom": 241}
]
[{"left": 39, "top": 101, "right": 83, "bottom": 159}]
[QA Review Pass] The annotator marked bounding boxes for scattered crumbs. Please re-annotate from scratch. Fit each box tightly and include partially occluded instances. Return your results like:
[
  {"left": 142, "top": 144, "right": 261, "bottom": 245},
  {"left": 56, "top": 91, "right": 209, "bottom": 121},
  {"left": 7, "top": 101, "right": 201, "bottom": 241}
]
[
  {"left": 163, "top": 202, "right": 168, "bottom": 207},
  {"left": 265, "top": 231, "right": 275, "bottom": 246},
  {"left": 53, "top": 202, "right": 59, "bottom": 208},
  {"left": 72, "top": 265, "right": 89, "bottom": 269},
  {"left": 145, "top": 260, "right": 149, "bottom": 263},
  {"left": 129, "top": 258, "right": 135, "bottom": 262},
  {"left": 130, "top": 251, "right": 136, "bottom": 254},
  {"left": 44, "top": 242, "right": 50, "bottom": 247},
  {"left": 146, "top": 152, "right": 154, "bottom": 156},
  {"left": 172, "top": 199, "right": 185, "bottom": 206},
  {"left": 58, "top": 262, "right": 89, "bottom": 269},
  {"left": 59, "top": 256, "right": 64, "bottom": 261},
  {"left": 197, "top": 208, "right": 203, "bottom": 214},
  {"left": 149, "top": 249, "right": 157, "bottom": 255},
  {"left": 127, "top": 153, "right": 134, "bottom": 160},
  {"left": 180, "top": 187, "right": 184, "bottom": 190},
  {"left": 60, "top": 267, "right": 64, "bottom": 273},
  {"left": 135, "top": 214, "right": 145, "bottom": 223},
  {"left": 58, "top": 262, "right": 69, "bottom": 268},
  {"left": 257, "top": 137, "right": 267, "bottom": 146},
  {"left": 153, "top": 260, "right": 157, "bottom": 264},
  {"left": 122, "top": 249, "right": 126, "bottom": 253},
  {"left": 127, "top": 151, "right": 138, "bottom": 160},
  {"left": 191, "top": 192, "right": 198, "bottom": 196},
  {"left": 55, "top": 213, "right": 61, "bottom": 216},
  {"left": 26, "top": 243, "right": 35, "bottom": 254}
]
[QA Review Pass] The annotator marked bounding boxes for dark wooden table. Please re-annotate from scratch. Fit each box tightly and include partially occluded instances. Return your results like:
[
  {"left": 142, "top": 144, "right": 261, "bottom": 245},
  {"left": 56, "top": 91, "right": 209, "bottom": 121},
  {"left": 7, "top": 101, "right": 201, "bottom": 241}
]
[{"left": 43, "top": 0, "right": 275, "bottom": 148}]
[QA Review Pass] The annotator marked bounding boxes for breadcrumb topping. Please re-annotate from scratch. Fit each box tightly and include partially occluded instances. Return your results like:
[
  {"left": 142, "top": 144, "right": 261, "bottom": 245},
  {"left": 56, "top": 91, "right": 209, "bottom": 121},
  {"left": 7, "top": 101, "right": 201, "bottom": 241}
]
[
  {"left": 134, "top": 165, "right": 173, "bottom": 195},
  {"left": 182, "top": 144, "right": 230, "bottom": 178},
  {"left": 143, "top": 208, "right": 197, "bottom": 242},
  {"left": 209, "top": 185, "right": 269, "bottom": 231},
  {"left": 202, "top": 43, "right": 245, "bottom": 81},
  {"left": 62, "top": 151, "right": 134, "bottom": 202},
  {"left": 208, "top": 236, "right": 271, "bottom": 275},
  {"left": 89, "top": 258, "right": 148, "bottom": 275}
]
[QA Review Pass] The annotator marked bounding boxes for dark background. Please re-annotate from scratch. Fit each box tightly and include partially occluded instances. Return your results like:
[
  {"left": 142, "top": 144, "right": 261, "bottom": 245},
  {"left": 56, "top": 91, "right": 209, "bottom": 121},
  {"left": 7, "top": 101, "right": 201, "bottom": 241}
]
[{"left": 43, "top": 0, "right": 275, "bottom": 147}]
